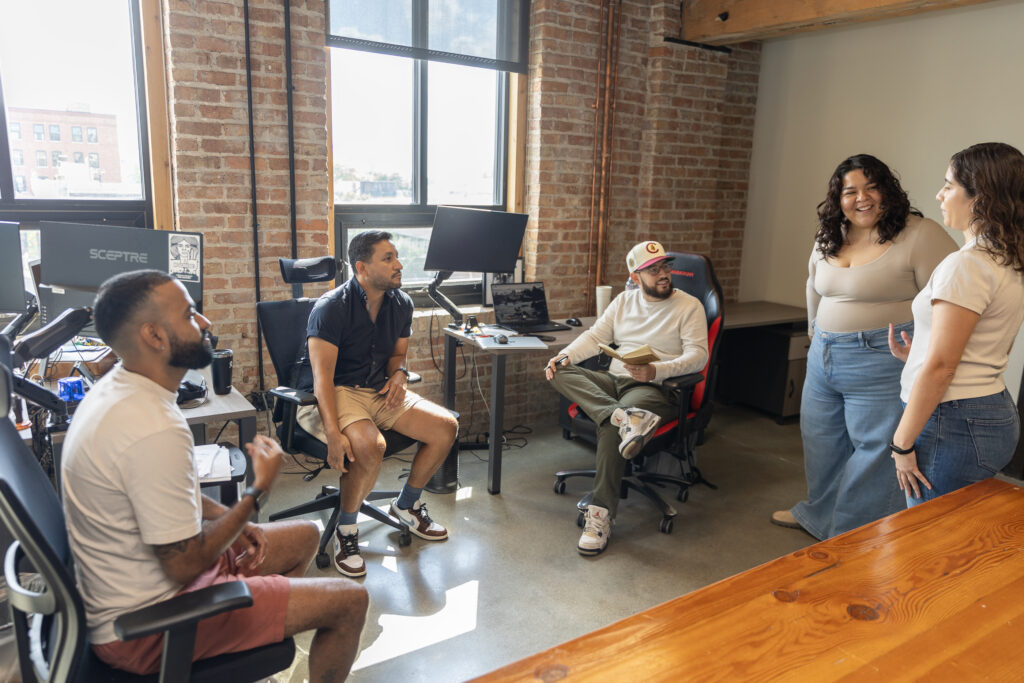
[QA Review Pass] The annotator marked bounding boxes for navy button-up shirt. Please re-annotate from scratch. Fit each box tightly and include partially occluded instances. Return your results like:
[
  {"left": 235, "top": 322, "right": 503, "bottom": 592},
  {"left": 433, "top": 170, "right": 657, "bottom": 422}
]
[{"left": 296, "top": 277, "right": 413, "bottom": 392}]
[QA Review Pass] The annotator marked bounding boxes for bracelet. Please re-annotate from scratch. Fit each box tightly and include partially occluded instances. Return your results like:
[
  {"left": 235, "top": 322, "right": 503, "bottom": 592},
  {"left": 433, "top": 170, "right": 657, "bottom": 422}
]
[{"left": 888, "top": 440, "right": 915, "bottom": 455}]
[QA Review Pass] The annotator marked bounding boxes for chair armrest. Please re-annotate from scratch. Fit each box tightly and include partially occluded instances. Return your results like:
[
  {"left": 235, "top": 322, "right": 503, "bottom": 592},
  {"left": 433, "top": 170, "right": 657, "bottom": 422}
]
[
  {"left": 661, "top": 372, "right": 704, "bottom": 392},
  {"left": 270, "top": 386, "right": 317, "bottom": 406},
  {"left": 114, "top": 581, "right": 253, "bottom": 642}
]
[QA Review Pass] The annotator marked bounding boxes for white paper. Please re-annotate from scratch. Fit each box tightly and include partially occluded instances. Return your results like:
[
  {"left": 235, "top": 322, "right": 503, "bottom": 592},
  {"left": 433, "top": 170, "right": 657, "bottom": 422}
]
[{"left": 195, "top": 444, "right": 232, "bottom": 482}]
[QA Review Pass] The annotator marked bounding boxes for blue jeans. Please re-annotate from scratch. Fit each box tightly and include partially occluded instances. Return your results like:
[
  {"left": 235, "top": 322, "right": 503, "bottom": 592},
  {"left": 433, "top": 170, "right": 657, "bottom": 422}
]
[
  {"left": 906, "top": 388, "right": 1019, "bottom": 507},
  {"left": 791, "top": 323, "right": 910, "bottom": 539}
]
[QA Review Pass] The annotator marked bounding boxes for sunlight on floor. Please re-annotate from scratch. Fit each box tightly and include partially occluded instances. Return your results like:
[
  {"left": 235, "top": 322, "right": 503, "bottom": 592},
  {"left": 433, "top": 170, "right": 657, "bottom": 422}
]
[
  {"left": 351, "top": 580, "right": 479, "bottom": 671},
  {"left": 456, "top": 486, "right": 473, "bottom": 501}
]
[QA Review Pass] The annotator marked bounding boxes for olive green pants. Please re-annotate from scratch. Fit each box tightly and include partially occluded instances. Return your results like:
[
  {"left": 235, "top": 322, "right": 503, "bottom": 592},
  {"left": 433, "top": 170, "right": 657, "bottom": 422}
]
[{"left": 549, "top": 363, "right": 677, "bottom": 515}]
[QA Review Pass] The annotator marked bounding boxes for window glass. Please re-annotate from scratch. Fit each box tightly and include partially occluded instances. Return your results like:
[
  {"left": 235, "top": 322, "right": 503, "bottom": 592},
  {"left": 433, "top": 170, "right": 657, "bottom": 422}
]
[
  {"left": 427, "top": 61, "right": 499, "bottom": 205},
  {"left": 0, "top": 1, "right": 144, "bottom": 200},
  {"left": 88, "top": 153, "right": 99, "bottom": 169},
  {"left": 9, "top": 122, "right": 20, "bottom": 140},
  {"left": 71, "top": 125, "right": 82, "bottom": 142},
  {"left": 14, "top": 176, "right": 25, "bottom": 192},
  {"left": 51, "top": 151, "right": 61, "bottom": 167},
  {"left": 331, "top": 49, "right": 413, "bottom": 205},
  {"left": 36, "top": 151, "right": 47, "bottom": 167},
  {"left": 73, "top": 151, "right": 83, "bottom": 163},
  {"left": 11, "top": 150, "right": 22, "bottom": 166}
]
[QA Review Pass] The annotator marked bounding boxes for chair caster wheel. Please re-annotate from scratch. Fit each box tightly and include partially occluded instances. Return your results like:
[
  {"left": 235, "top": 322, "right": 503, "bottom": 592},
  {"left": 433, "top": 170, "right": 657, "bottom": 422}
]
[
  {"left": 315, "top": 552, "right": 330, "bottom": 569},
  {"left": 562, "top": 428, "right": 573, "bottom": 440},
  {"left": 399, "top": 531, "right": 412, "bottom": 547},
  {"left": 659, "top": 518, "right": 674, "bottom": 534},
  {"left": 554, "top": 479, "right": 566, "bottom": 494},
  {"left": 676, "top": 489, "right": 689, "bottom": 503},
  {"left": 577, "top": 512, "right": 585, "bottom": 528}
]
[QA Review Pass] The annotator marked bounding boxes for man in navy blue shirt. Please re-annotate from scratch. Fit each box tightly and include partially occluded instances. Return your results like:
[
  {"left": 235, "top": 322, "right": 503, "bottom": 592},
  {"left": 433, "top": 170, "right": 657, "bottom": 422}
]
[{"left": 297, "top": 230, "right": 458, "bottom": 577}]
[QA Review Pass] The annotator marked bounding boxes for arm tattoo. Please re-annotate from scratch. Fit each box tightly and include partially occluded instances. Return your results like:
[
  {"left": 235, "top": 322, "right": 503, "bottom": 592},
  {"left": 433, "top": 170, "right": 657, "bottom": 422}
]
[{"left": 153, "top": 531, "right": 203, "bottom": 560}]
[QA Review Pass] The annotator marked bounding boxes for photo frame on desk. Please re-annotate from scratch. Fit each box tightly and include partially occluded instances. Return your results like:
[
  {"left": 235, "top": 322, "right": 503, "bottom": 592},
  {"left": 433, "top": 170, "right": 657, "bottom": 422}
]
[{"left": 483, "top": 258, "right": 523, "bottom": 306}]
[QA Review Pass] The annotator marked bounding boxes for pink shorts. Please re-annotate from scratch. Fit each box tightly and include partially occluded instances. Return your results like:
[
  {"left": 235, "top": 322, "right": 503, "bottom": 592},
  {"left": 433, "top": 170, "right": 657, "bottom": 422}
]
[{"left": 92, "top": 547, "right": 290, "bottom": 675}]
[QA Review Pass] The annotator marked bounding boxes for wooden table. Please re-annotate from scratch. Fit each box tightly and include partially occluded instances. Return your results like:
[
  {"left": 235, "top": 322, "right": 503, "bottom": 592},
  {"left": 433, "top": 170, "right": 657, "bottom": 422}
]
[{"left": 477, "top": 478, "right": 1024, "bottom": 681}]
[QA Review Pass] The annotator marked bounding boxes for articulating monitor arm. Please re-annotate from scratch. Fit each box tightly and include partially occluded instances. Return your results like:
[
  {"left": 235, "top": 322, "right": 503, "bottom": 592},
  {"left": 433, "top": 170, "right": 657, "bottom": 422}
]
[{"left": 427, "top": 271, "right": 463, "bottom": 325}]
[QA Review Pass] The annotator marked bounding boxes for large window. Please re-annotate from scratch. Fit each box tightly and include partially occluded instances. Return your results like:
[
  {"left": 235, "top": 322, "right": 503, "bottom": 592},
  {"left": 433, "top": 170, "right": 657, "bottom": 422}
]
[
  {"left": 0, "top": 0, "right": 151, "bottom": 226},
  {"left": 328, "top": 0, "right": 528, "bottom": 297}
]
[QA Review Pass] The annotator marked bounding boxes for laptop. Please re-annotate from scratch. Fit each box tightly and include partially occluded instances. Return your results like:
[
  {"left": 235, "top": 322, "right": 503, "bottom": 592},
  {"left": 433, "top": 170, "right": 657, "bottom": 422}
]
[{"left": 491, "top": 282, "right": 571, "bottom": 333}]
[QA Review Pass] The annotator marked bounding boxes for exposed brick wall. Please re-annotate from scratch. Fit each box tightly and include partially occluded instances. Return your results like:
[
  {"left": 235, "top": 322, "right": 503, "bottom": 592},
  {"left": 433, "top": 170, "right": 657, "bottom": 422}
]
[
  {"left": 158, "top": 0, "right": 760, "bottom": 442},
  {"left": 163, "top": 0, "right": 328, "bottom": 397}
]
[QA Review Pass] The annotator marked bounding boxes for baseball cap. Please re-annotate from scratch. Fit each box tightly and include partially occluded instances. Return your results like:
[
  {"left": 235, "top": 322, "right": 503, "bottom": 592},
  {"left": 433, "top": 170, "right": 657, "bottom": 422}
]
[{"left": 626, "top": 241, "right": 669, "bottom": 273}]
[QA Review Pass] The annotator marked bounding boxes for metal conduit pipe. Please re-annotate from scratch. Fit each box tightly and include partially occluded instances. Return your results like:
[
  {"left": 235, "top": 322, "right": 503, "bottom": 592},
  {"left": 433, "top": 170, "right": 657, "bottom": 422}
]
[{"left": 243, "top": 0, "right": 266, "bottom": 392}]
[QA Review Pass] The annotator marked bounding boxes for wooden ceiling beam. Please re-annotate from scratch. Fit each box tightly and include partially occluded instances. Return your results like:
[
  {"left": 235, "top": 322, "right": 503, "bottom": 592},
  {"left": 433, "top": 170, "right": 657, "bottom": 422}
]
[{"left": 681, "top": 0, "right": 1000, "bottom": 45}]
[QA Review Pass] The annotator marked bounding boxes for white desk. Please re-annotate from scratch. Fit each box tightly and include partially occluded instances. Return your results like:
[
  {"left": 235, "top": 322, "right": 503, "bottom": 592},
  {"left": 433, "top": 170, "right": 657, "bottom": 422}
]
[{"left": 442, "top": 319, "right": 593, "bottom": 494}]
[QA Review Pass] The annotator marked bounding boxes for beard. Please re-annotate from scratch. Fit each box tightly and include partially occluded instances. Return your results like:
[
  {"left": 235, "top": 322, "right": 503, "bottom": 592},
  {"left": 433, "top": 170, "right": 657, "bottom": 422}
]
[
  {"left": 370, "top": 271, "right": 402, "bottom": 291},
  {"left": 640, "top": 277, "right": 673, "bottom": 300},
  {"left": 168, "top": 330, "right": 214, "bottom": 369}
]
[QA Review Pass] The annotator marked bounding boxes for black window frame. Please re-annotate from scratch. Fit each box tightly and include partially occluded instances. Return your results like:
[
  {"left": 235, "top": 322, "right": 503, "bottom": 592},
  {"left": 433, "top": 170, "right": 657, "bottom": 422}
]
[
  {"left": 0, "top": 1, "right": 153, "bottom": 227},
  {"left": 330, "top": 54, "right": 512, "bottom": 306}
]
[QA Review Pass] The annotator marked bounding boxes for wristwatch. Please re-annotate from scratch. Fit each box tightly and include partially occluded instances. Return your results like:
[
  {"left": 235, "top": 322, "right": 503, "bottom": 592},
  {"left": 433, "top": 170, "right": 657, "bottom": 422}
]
[
  {"left": 888, "top": 440, "right": 915, "bottom": 455},
  {"left": 242, "top": 486, "right": 268, "bottom": 511},
  {"left": 395, "top": 366, "right": 410, "bottom": 378}
]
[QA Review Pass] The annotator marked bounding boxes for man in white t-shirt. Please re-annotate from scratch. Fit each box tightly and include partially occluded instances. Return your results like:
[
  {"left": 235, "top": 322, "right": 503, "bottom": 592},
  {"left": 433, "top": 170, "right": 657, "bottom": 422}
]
[
  {"left": 62, "top": 270, "right": 368, "bottom": 680},
  {"left": 544, "top": 242, "right": 708, "bottom": 556}
]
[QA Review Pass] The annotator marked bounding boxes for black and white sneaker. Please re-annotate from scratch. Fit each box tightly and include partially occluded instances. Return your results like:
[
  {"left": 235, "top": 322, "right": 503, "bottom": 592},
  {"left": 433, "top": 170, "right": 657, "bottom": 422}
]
[{"left": 333, "top": 525, "right": 366, "bottom": 577}]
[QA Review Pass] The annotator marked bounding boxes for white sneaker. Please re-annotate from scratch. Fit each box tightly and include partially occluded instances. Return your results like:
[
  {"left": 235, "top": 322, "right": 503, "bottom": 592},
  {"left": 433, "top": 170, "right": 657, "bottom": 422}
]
[
  {"left": 616, "top": 408, "right": 661, "bottom": 459},
  {"left": 389, "top": 498, "right": 449, "bottom": 540},
  {"left": 577, "top": 505, "right": 611, "bottom": 556},
  {"left": 333, "top": 524, "right": 366, "bottom": 577}
]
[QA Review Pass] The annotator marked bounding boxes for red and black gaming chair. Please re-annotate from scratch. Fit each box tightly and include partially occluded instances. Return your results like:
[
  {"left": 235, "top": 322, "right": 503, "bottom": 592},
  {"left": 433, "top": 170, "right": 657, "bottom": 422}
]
[{"left": 554, "top": 252, "right": 725, "bottom": 533}]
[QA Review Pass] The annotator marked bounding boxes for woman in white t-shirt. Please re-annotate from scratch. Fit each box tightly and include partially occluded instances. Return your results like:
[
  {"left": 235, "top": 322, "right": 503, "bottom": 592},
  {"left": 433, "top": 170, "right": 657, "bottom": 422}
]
[{"left": 888, "top": 142, "right": 1024, "bottom": 505}]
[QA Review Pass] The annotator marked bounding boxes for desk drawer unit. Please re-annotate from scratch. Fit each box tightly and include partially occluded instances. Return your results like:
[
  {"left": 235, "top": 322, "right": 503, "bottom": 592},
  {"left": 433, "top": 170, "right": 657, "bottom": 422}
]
[{"left": 718, "top": 325, "right": 808, "bottom": 421}]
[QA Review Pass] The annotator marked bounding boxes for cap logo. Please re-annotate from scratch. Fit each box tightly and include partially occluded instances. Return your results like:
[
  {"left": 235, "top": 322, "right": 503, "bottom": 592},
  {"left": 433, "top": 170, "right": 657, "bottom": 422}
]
[{"left": 646, "top": 243, "right": 659, "bottom": 254}]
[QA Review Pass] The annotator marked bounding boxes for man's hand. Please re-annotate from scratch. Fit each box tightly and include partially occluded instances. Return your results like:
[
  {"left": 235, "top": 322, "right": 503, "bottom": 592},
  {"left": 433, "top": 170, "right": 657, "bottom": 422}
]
[
  {"left": 379, "top": 372, "right": 408, "bottom": 410},
  {"left": 231, "top": 522, "right": 267, "bottom": 571},
  {"left": 623, "top": 362, "right": 656, "bottom": 383},
  {"left": 544, "top": 354, "right": 570, "bottom": 380},
  {"left": 325, "top": 431, "right": 354, "bottom": 473},
  {"left": 888, "top": 323, "right": 912, "bottom": 363},
  {"left": 245, "top": 434, "right": 284, "bottom": 491}
]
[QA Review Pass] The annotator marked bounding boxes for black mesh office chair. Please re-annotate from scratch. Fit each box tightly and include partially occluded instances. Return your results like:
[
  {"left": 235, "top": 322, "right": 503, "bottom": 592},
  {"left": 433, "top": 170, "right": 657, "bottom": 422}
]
[
  {"left": 257, "top": 257, "right": 418, "bottom": 569},
  {"left": 555, "top": 252, "right": 725, "bottom": 533},
  {"left": 0, "top": 362, "right": 295, "bottom": 683}
]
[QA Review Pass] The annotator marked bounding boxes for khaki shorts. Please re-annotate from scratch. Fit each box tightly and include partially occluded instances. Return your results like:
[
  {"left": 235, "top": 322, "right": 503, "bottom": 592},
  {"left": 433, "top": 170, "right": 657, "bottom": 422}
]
[{"left": 296, "top": 385, "right": 423, "bottom": 441}]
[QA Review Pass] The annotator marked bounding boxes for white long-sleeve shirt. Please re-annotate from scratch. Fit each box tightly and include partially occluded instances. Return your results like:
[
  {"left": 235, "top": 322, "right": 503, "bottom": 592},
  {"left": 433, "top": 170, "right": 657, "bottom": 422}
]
[{"left": 561, "top": 288, "right": 709, "bottom": 383}]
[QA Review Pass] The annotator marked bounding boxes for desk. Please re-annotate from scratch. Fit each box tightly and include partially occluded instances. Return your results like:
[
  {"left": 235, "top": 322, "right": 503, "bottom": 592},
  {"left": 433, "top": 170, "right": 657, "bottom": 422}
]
[
  {"left": 442, "top": 320, "right": 593, "bottom": 494},
  {"left": 477, "top": 478, "right": 1024, "bottom": 681},
  {"left": 181, "top": 387, "right": 258, "bottom": 451},
  {"left": 718, "top": 300, "right": 808, "bottom": 420}
]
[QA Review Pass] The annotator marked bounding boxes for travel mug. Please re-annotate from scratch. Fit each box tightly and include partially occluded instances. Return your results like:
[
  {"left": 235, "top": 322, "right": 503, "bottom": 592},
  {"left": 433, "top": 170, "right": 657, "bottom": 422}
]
[
  {"left": 211, "top": 349, "right": 233, "bottom": 395},
  {"left": 596, "top": 285, "right": 612, "bottom": 317}
]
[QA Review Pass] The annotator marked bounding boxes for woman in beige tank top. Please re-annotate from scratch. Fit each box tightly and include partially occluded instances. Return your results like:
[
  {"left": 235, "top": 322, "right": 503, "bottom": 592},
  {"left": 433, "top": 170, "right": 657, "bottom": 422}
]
[{"left": 771, "top": 154, "right": 956, "bottom": 539}]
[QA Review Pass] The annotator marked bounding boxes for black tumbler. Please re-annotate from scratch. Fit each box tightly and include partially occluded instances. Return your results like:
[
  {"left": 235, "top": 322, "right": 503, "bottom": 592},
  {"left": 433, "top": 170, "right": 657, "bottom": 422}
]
[{"left": 211, "top": 349, "right": 233, "bottom": 395}]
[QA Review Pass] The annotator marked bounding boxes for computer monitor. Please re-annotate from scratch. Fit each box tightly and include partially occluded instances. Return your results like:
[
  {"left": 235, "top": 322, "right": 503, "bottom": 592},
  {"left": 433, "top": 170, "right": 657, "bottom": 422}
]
[
  {"left": 38, "top": 221, "right": 204, "bottom": 310},
  {"left": 423, "top": 207, "right": 528, "bottom": 274},
  {"left": 36, "top": 284, "right": 98, "bottom": 337},
  {"left": 0, "top": 222, "right": 30, "bottom": 314}
]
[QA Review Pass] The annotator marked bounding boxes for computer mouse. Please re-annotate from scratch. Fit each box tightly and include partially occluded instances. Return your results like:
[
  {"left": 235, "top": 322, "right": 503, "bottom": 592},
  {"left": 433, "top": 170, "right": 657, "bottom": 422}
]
[
  {"left": 536, "top": 335, "right": 556, "bottom": 342},
  {"left": 496, "top": 334, "right": 509, "bottom": 344},
  {"left": 566, "top": 318, "right": 582, "bottom": 327}
]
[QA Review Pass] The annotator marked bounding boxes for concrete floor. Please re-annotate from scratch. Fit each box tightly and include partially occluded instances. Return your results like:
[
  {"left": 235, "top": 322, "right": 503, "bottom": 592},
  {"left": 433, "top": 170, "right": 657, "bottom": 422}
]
[{"left": 264, "top": 402, "right": 816, "bottom": 682}]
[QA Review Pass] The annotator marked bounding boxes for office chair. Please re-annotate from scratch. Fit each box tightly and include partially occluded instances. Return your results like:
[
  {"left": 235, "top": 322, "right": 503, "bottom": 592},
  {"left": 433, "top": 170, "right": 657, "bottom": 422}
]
[
  {"left": 0, "top": 363, "right": 295, "bottom": 683},
  {"left": 257, "top": 256, "right": 418, "bottom": 569},
  {"left": 554, "top": 252, "right": 725, "bottom": 533}
]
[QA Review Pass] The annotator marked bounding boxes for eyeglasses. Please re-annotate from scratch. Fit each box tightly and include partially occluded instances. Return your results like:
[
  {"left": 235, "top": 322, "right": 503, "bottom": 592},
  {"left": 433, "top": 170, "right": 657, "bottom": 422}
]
[{"left": 640, "top": 262, "right": 672, "bottom": 275}]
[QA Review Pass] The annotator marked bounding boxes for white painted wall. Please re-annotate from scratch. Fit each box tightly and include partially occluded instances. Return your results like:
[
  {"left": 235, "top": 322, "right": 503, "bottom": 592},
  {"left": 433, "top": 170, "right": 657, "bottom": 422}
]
[{"left": 740, "top": 0, "right": 1024, "bottom": 396}]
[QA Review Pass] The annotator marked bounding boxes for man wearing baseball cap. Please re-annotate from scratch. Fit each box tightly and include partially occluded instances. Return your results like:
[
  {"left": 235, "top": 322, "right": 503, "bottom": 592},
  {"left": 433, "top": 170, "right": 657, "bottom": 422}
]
[{"left": 544, "top": 241, "right": 708, "bottom": 556}]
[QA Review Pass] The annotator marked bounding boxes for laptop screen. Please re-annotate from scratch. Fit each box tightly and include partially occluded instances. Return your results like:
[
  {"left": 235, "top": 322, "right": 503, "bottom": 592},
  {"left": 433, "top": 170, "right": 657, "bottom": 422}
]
[{"left": 492, "top": 282, "right": 551, "bottom": 326}]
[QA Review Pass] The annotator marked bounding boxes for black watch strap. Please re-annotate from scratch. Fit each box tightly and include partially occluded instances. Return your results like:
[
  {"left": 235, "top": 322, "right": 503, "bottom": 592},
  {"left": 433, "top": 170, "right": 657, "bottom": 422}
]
[
  {"left": 888, "top": 440, "right": 915, "bottom": 455},
  {"left": 242, "top": 486, "right": 267, "bottom": 511},
  {"left": 396, "top": 366, "right": 410, "bottom": 378}
]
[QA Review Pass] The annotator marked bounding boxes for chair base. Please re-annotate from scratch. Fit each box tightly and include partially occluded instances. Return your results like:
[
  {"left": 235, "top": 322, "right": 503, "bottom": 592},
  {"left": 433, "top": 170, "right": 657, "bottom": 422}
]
[
  {"left": 269, "top": 485, "right": 412, "bottom": 569},
  {"left": 553, "top": 459, "right": 716, "bottom": 535}
]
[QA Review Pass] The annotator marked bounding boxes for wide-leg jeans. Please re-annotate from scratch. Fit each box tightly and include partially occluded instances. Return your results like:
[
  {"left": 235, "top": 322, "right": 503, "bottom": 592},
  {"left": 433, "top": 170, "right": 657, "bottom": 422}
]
[
  {"left": 791, "top": 323, "right": 910, "bottom": 539},
  {"left": 906, "top": 388, "right": 1019, "bottom": 507}
]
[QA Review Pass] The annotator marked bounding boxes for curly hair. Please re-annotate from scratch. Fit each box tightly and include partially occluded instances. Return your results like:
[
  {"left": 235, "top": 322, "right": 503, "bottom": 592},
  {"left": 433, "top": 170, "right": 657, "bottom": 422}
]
[
  {"left": 949, "top": 142, "right": 1024, "bottom": 272},
  {"left": 814, "top": 154, "right": 922, "bottom": 258}
]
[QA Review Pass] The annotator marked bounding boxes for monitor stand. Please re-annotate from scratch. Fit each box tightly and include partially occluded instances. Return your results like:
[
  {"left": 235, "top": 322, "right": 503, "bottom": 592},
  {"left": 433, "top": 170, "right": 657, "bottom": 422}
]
[{"left": 427, "top": 271, "right": 464, "bottom": 326}]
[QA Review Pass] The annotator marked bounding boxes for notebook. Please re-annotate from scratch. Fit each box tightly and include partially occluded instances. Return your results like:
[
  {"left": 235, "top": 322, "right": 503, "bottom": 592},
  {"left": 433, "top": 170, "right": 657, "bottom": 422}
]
[{"left": 491, "top": 282, "right": 571, "bottom": 333}]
